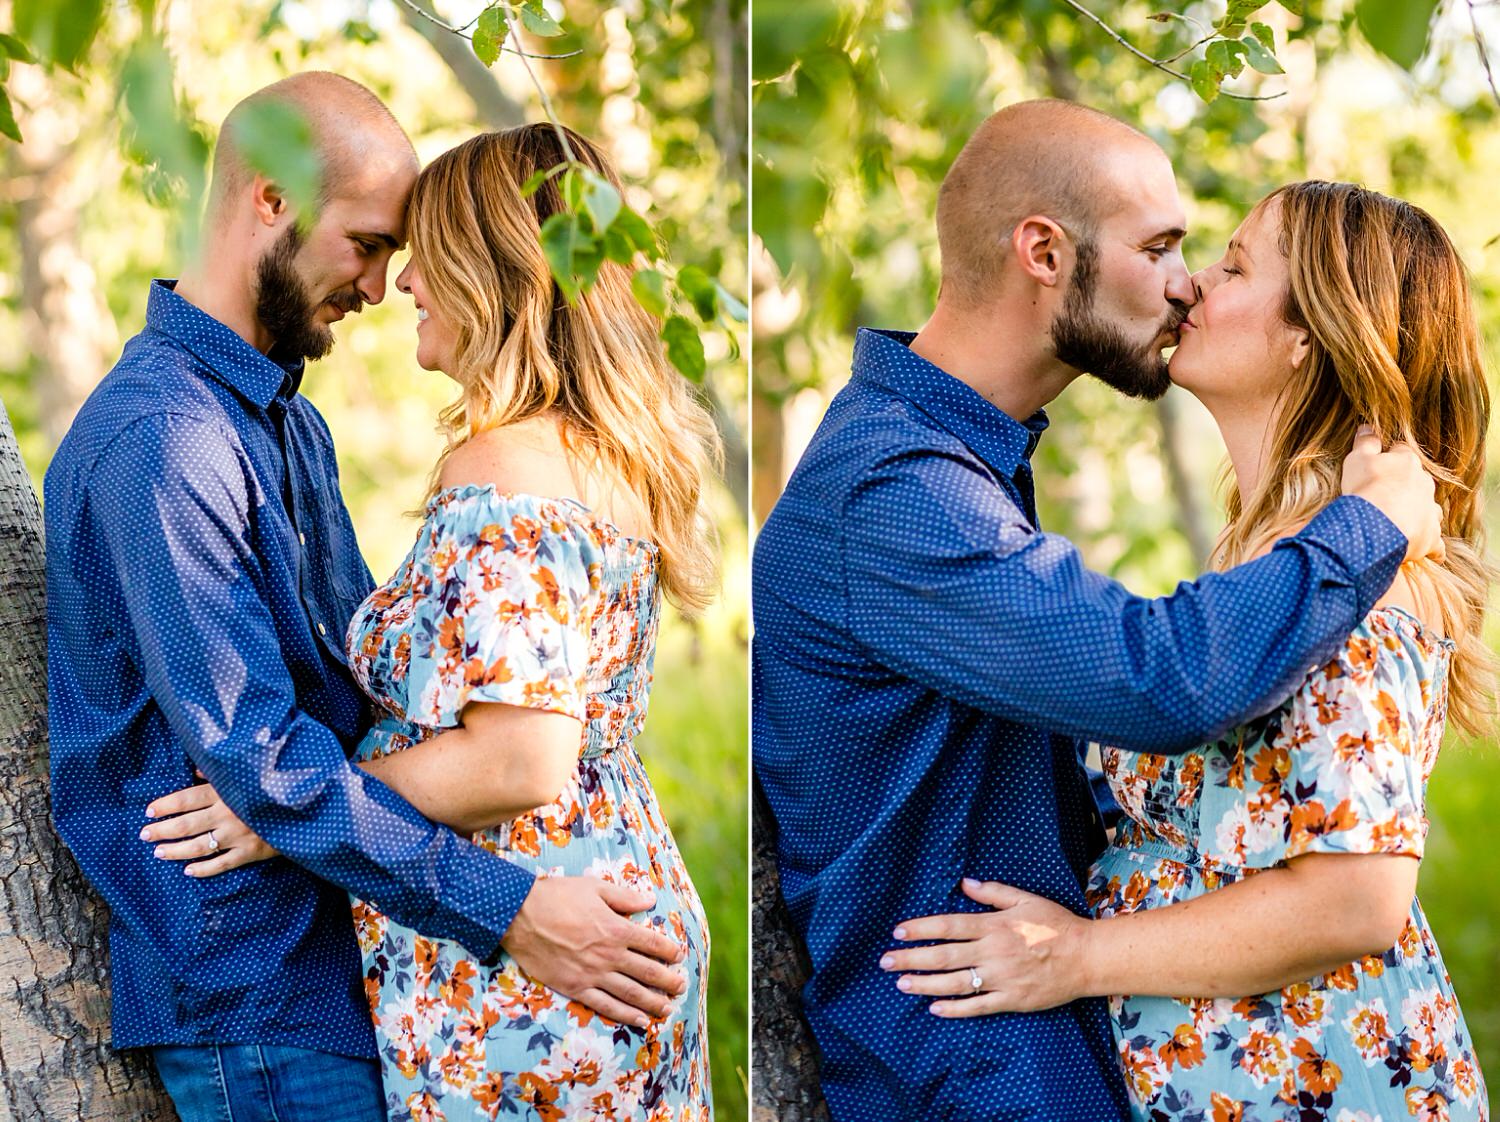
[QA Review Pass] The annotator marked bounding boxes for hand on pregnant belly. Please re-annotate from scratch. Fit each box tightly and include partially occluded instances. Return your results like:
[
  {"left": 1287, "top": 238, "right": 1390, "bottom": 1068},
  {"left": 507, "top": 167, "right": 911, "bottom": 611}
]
[
  {"left": 880, "top": 878, "right": 1093, "bottom": 1015},
  {"left": 502, "top": 874, "right": 690, "bottom": 1027}
]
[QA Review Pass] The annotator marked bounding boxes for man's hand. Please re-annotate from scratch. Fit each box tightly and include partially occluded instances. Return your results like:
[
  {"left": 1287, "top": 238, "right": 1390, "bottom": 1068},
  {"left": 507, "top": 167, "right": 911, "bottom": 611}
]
[
  {"left": 143, "top": 778, "right": 279, "bottom": 876},
  {"left": 879, "top": 879, "right": 1092, "bottom": 1016},
  {"left": 1341, "top": 426, "right": 1445, "bottom": 563},
  {"left": 502, "top": 876, "right": 688, "bottom": 1028}
]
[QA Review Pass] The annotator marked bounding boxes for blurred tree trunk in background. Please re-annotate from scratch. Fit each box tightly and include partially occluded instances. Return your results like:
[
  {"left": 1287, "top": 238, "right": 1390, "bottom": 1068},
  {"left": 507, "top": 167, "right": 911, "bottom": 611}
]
[
  {"left": 0, "top": 398, "right": 175, "bottom": 1121},
  {"left": 7, "top": 65, "right": 118, "bottom": 447},
  {"left": 751, "top": 781, "right": 827, "bottom": 1121}
]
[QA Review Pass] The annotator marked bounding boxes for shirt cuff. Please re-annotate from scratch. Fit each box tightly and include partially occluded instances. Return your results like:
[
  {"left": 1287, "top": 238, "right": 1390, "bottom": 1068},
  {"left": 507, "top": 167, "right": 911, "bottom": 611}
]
[
  {"left": 428, "top": 843, "right": 538, "bottom": 961},
  {"left": 1294, "top": 495, "right": 1406, "bottom": 617}
]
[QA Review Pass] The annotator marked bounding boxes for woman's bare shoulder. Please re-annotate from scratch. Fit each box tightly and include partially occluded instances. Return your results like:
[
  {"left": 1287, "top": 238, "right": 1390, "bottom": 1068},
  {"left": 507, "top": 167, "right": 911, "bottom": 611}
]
[{"left": 437, "top": 419, "right": 569, "bottom": 497}]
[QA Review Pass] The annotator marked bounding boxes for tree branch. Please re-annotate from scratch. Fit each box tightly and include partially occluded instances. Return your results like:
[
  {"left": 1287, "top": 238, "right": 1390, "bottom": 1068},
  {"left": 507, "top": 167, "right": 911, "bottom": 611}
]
[
  {"left": 1468, "top": 0, "right": 1500, "bottom": 109},
  {"left": 1058, "top": 0, "right": 1285, "bottom": 102},
  {"left": 393, "top": 0, "right": 582, "bottom": 58}
]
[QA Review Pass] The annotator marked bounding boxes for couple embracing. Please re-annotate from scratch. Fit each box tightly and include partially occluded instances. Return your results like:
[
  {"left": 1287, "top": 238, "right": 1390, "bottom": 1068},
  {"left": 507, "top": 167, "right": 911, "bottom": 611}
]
[
  {"left": 754, "top": 99, "right": 1489, "bottom": 1120},
  {"left": 47, "top": 74, "right": 716, "bottom": 1121}
]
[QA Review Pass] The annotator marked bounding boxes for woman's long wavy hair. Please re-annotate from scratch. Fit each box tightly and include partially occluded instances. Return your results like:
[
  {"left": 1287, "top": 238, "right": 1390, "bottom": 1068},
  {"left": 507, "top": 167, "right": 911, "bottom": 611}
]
[
  {"left": 408, "top": 124, "right": 721, "bottom": 615},
  {"left": 1210, "top": 181, "right": 1494, "bottom": 734}
]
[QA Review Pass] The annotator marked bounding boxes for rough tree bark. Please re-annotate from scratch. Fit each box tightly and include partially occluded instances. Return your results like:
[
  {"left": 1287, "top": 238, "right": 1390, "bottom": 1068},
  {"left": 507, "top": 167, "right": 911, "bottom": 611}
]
[
  {"left": 750, "top": 781, "right": 828, "bottom": 1121},
  {"left": 0, "top": 399, "right": 176, "bottom": 1120}
]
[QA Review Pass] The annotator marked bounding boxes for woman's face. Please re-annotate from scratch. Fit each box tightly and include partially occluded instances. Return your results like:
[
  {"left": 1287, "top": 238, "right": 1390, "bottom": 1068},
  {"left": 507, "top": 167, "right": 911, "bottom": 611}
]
[
  {"left": 1170, "top": 196, "right": 1309, "bottom": 415},
  {"left": 394, "top": 256, "right": 459, "bottom": 378}
]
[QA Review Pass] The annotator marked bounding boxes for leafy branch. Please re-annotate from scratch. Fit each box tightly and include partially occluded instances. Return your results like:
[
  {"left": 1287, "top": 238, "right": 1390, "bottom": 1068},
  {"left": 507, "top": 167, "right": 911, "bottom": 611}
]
[
  {"left": 1059, "top": 0, "right": 1287, "bottom": 103},
  {"left": 458, "top": 0, "right": 748, "bottom": 381}
]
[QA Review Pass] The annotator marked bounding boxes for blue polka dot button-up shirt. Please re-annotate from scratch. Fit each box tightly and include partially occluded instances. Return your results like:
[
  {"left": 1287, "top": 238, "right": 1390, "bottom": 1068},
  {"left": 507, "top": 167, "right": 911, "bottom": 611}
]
[
  {"left": 752, "top": 327, "right": 1405, "bottom": 1120},
  {"left": 45, "top": 280, "right": 535, "bottom": 1059}
]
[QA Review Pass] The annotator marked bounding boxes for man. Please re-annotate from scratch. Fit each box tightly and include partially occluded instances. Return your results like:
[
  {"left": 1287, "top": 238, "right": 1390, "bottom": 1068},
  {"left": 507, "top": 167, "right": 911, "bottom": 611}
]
[
  {"left": 752, "top": 99, "right": 1444, "bottom": 1120},
  {"left": 46, "top": 74, "right": 682, "bottom": 1121}
]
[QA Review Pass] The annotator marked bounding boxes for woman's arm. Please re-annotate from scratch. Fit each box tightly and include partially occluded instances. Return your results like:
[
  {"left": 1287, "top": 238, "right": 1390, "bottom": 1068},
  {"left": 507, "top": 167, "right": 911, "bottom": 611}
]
[
  {"left": 357, "top": 702, "right": 583, "bottom": 834},
  {"left": 882, "top": 851, "right": 1418, "bottom": 1015}
]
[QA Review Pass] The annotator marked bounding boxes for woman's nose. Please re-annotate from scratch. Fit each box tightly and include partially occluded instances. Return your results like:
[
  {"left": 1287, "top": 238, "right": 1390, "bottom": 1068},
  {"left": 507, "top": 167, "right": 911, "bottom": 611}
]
[{"left": 394, "top": 259, "right": 413, "bottom": 295}]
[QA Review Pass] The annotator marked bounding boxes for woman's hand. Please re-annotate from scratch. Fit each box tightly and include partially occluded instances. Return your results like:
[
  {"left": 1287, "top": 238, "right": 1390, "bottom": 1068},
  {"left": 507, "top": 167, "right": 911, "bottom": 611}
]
[
  {"left": 141, "top": 776, "right": 279, "bottom": 876},
  {"left": 881, "top": 878, "right": 1093, "bottom": 1016}
]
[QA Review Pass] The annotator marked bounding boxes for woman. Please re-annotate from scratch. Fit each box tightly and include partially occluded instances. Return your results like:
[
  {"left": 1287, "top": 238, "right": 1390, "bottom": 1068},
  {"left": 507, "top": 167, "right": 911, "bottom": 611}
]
[
  {"left": 152, "top": 124, "right": 720, "bottom": 1121},
  {"left": 881, "top": 182, "right": 1490, "bottom": 1119}
]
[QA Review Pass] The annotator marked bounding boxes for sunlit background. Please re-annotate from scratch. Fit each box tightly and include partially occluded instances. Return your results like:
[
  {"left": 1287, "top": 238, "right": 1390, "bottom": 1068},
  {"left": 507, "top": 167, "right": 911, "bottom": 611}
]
[
  {"left": 0, "top": 0, "right": 749, "bottom": 1116},
  {"left": 753, "top": 0, "right": 1500, "bottom": 1078}
]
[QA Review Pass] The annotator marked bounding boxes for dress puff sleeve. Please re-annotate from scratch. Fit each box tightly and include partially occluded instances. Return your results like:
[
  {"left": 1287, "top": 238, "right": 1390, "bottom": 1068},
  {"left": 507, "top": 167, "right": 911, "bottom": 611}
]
[
  {"left": 404, "top": 487, "right": 604, "bottom": 730},
  {"left": 1216, "top": 608, "right": 1448, "bottom": 867}
]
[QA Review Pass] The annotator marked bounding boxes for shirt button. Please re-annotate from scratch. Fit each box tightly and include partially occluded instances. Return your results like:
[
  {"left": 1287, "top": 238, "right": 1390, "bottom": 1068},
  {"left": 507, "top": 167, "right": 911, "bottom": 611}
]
[
  {"left": 299, "top": 532, "right": 307, "bottom": 545},
  {"left": 317, "top": 622, "right": 327, "bottom": 636}
]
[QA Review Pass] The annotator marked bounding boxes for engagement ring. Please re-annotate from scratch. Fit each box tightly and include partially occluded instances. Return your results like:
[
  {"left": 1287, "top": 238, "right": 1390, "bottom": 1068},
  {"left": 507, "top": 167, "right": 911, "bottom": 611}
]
[
  {"left": 968, "top": 967, "right": 982, "bottom": 991},
  {"left": 207, "top": 830, "right": 219, "bottom": 853}
]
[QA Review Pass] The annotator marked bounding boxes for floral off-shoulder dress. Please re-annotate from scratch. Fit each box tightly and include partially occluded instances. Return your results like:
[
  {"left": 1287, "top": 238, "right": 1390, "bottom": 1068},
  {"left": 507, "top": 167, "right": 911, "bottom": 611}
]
[
  {"left": 1088, "top": 606, "right": 1486, "bottom": 1122},
  {"left": 345, "top": 485, "right": 711, "bottom": 1122}
]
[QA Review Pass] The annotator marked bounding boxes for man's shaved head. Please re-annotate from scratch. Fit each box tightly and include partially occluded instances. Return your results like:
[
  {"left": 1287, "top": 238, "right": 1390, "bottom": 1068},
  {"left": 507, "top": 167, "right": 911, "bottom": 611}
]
[
  {"left": 208, "top": 71, "right": 416, "bottom": 217},
  {"left": 936, "top": 99, "right": 1163, "bottom": 305}
]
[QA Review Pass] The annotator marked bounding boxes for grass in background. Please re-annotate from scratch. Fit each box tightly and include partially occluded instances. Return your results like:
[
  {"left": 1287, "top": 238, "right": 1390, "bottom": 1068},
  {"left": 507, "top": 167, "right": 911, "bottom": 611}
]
[
  {"left": 1420, "top": 735, "right": 1500, "bottom": 1077},
  {"left": 637, "top": 529, "right": 750, "bottom": 1121}
]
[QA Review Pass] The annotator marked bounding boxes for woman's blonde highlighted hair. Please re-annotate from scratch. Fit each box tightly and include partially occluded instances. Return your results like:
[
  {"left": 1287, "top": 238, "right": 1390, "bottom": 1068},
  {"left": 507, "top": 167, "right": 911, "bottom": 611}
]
[
  {"left": 1212, "top": 181, "right": 1494, "bottom": 734},
  {"left": 408, "top": 124, "right": 721, "bottom": 614}
]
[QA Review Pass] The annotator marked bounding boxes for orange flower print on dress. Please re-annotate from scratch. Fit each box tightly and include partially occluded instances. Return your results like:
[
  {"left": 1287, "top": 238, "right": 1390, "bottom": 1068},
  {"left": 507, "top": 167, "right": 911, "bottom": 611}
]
[
  {"left": 1091, "top": 609, "right": 1486, "bottom": 1121},
  {"left": 346, "top": 488, "right": 711, "bottom": 1120}
]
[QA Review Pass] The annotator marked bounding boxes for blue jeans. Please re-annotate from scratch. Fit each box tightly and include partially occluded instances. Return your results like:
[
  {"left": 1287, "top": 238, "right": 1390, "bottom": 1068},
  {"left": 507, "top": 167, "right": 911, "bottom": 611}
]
[{"left": 151, "top": 1044, "right": 385, "bottom": 1122}]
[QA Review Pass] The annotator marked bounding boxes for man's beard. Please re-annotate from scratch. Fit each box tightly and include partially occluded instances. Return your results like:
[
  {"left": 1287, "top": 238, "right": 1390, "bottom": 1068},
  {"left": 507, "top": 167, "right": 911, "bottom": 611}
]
[
  {"left": 1050, "top": 237, "right": 1183, "bottom": 402},
  {"left": 254, "top": 225, "right": 361, "bottom": 362}
]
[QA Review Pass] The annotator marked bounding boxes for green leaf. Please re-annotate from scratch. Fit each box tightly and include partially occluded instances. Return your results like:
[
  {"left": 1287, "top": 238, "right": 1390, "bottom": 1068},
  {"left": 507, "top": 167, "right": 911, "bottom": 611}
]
[
  {"left": 118, "top": 37, "right": 210, "bottom": 211},
  {"left": 602, "top": 226, "right": 635, "bottom": 264},
  {"left": 630, "top": 267, "right": 668, "bottom": 318},
  {"left": 680, "top": 282, "right": 723, "bottom": 332},
  {"left": 1355, "top": 0, "right": 1439, "bottom": 71},
  {"left": 714, "top": 281, "right": 749, "bottom": 323},
  {"left": 473, "top": 7, "right": 506, "bottom": 67},
  {"left": 0, "top": 86, "right": 21, "bottom": 143},
  {"left": 661, "top": 315, "right": 706, "bottom": 382},
  {"left": 1189, "top": 58, "right": 1220, "bottom": 103},
  {"left": 1240, "top": 33, "right": 1283, "bottom": 74},
  {"left": 0, "top": 33, "right": 37, "bottom": 63},
  {"left": 1275, "top": 0, "right": 1302, "bottom": 12},
  {"left": 520, "top": 163, "right": 562, "bottom": 197},
  {"left": 613, "top": 205, "right": 657, "bottom": 257},
  {"left": 1224, "top": 0, "right": 1265, "bottom": 23},
  {"left": 520, "top": 4, "right": 564, "bottom": 37},
  {"left": 676, "top": 265, "right": 719, "bottom": 322},
  {"left": 1250, "top": 21, "right": 1276, "bottom": 51},
  {"left": 540, "top": 211, "right": 584, "bottom": 303},
  {"left": 234, "top": 99, "right": 323, "bottom": 233},
  {"left": 579, "top": 169, "right": 621, "bottom": 233},
  {"left": 14, "top": 0, "right": 106, "bottom": 69},
  {"left": 1206, "top": 38, "right": 1247, "bottom": 80}
]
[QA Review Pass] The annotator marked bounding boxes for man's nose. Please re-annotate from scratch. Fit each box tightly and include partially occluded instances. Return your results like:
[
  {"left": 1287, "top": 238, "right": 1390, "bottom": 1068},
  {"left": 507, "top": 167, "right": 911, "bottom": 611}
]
[
  {"left": 357, "top": 262, "right": 388, "bottom": 307},
  {"left": 1166, "top": 259, "right": 1197, "bottom": 308}
]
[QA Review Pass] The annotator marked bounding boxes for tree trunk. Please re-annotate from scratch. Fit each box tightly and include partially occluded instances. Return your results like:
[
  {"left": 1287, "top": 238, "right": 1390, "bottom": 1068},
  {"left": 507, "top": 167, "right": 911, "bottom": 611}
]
[
  {"left": 0, "top": 399, "right": 176, "bottom": 1121},
  {"left": 750, "top": 781, "right": 828, "bottom": 1121}
]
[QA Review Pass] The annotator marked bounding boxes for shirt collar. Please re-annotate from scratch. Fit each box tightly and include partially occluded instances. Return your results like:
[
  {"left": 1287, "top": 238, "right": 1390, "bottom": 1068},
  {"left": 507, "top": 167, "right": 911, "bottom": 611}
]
[
  {"left": 851, "top": 327, "right": 1048, "bottom": 476},
  {"left": 146, "top": 278, "right": 305, "bottom": 409}
]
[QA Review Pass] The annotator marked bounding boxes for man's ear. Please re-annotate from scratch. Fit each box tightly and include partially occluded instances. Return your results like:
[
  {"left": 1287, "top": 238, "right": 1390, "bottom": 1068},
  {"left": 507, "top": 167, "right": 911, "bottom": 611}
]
[
  {"left": 1011, "top": 215, "right": 1067, "bottom": 288},
  {"left": 250, "top": 173, "right": 289, "bottom": 229}
]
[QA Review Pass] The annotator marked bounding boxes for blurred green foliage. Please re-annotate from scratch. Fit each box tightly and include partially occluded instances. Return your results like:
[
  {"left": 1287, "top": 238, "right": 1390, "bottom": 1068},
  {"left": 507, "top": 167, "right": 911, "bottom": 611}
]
[
  {"left": 752, "top": 0, "right": 1500, "bottom": 1078},
  {"left": 1, "top": 0, "right": 748, "bottom": 1116}
]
